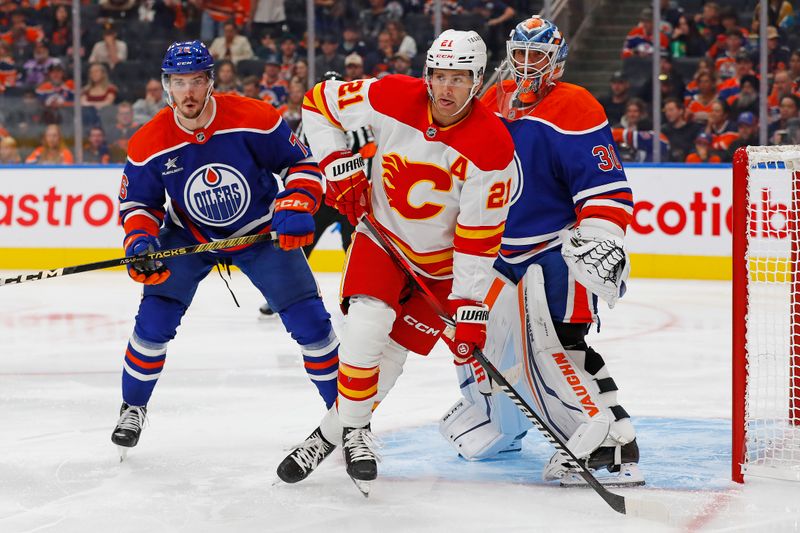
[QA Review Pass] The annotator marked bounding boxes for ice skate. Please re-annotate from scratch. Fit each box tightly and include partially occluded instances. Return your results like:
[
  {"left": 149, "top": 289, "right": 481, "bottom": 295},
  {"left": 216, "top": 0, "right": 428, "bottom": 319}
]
[
  {"left": 557, "top": 439, "right": 645, "bottom": 488},
  {"left": 342, "top": 425, "right": 378, "bottom": 497},
  {"left": 276, "top": 427, "right": 335, "bottom": 483},
  {"left": 111, "top": 403, "right": 147, "bottom": 461},
  {"left": 258, "top": 302, "right": 276, "bottom": 320}
]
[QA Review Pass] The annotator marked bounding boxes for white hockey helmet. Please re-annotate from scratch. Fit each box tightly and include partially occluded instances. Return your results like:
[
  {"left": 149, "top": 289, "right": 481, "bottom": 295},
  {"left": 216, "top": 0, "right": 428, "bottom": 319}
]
[{"left": 425, "top": 29, "right": 487, "bottom": 114}]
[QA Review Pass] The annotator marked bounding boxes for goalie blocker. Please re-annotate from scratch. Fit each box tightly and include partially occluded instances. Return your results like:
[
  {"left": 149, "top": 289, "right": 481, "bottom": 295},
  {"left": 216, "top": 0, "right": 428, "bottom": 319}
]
[{"left": 439, "top": 264, "right": 643, "bottom": 487}]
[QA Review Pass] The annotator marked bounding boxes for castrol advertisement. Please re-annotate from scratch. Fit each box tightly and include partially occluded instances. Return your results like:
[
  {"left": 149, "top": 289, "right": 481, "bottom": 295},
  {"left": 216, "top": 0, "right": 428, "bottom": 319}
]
[{"left": 0, "top": 164, "right": 766, "bottom": 278}]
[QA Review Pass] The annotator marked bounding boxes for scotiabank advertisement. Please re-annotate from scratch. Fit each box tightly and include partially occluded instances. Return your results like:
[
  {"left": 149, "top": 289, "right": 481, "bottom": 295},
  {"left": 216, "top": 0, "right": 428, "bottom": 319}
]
[{"left": 0, "top": 164, "right": 759, "bottom": 278}]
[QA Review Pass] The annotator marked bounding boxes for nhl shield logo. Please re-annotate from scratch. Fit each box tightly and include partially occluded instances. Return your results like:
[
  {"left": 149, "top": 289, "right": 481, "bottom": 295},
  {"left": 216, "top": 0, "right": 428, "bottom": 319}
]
[
  {"left": 425, "top": 126, "right": 437, "bottom": 139},
  {"left": 184, "top": 164, "right": 251, "bottom": 227},
  {"left": 196, "top": 131, "right": 206, "bottom": 142}
]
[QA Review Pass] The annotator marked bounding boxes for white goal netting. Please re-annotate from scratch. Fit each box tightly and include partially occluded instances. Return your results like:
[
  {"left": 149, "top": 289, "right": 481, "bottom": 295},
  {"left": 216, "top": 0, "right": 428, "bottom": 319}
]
[{"left": 738, "top": 146, "right": 800, "bottom": 481}]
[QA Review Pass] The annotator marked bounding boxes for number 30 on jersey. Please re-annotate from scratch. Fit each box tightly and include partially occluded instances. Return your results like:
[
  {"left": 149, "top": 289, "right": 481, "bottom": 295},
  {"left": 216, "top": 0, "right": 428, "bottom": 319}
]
[{"left": 592, "top": 144, "right": 622, "bottom": 172}]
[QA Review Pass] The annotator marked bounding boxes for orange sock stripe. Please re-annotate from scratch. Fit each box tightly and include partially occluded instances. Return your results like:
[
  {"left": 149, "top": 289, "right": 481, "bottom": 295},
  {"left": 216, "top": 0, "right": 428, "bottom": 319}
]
[
  {"left": 305, "top": 356, "right": 339, "bottom": 370},
  {"left": 125, "top": 350, "right": 165, "bottom": 370}
]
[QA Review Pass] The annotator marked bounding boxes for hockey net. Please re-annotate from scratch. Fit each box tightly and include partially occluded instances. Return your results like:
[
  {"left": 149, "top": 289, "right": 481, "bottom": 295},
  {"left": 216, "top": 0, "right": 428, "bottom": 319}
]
[{"left": 732, "top": 145, "right": 800, "bottom": 483}]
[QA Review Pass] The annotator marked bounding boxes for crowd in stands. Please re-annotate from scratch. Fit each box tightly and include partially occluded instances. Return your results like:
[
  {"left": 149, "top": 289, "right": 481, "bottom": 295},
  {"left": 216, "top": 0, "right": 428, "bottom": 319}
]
[
  {"left": 3, "top": 0, "right": 798, "bottom": 167},
  {"left": 0, "top": 0, "right": 529, "bottom": 165},
  {"left": 603, "top": 0, "right": 800, "bottom": 163}
]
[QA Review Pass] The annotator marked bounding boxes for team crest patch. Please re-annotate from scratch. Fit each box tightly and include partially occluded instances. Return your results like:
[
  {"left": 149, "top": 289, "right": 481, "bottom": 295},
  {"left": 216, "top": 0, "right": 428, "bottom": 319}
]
[{"left": 184, "top": 163, "right": 251, "bottom": 227}]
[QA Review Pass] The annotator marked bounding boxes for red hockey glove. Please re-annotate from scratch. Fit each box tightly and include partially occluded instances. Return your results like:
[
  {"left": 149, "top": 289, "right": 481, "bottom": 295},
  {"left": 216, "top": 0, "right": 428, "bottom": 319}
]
[
  {"left": 273, "top": 189, "right": 316, "bottom": 250},
  {"left": 124, "top": 231, "right": 171, "bottom": 285},
  {"left": 444, "top": 299, "right": 490, "bottom": 365},
  {"left": 321, "top": 150, "right": 371, "bottom": 226}
]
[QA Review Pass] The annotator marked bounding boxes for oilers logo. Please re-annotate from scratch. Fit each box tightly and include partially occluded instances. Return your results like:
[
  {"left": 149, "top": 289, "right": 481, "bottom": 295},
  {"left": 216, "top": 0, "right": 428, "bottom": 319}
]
[{"left": 184, "top": 164, "right": 251, "bottom": 227}]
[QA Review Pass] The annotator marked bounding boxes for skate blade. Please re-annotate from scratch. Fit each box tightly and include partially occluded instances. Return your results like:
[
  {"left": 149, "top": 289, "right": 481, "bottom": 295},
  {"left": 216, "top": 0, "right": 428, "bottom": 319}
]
[
  {"left": 117, "top": 446, "right": 128, "bottom": 462},
  {"left": 559, "top": 471, "right": 646, "bottom": 488},
  {"left": 349, "top": 476, "right": 372, "bottom": 498}
]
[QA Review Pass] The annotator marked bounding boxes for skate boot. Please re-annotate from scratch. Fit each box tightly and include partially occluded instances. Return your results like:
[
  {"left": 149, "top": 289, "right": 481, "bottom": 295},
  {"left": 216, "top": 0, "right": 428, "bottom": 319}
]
[
  {"left": 559, "top": 439, "right": 645, "bottom": 488},
  {"left": 276, "top": 427, "right": 335, "bottom": 483},
  {"left": 258, "top": 302, "right": 276, "bottom": 319},
  {"left": 342, "top": 425, "right": 378, "bottom": 497},
  {"left": 111, "top": 402, "right": 147, "bottom": 461}
]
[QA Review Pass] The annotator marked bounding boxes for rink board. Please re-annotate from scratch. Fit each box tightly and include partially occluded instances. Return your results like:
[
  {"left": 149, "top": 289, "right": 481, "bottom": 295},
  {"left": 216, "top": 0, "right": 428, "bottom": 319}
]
[{"left": 0, "top": 163, "right": 759, "bottom": 279}]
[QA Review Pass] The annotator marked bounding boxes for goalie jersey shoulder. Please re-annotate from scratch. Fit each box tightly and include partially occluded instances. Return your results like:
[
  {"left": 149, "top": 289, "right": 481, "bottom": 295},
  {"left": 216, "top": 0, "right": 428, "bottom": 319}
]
[{"left": 368, "top": 74, "right": 515, "bottom": 171}]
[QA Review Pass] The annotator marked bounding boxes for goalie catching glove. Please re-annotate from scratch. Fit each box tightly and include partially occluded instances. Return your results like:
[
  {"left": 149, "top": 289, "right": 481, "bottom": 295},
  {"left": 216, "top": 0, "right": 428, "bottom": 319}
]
[
  {"left": 124, "top": 231, "right": 170, "bottom": 285},
  {"left": 321, "top": 150, "right": 371, "bottom": 226},
  {"left": 272, "top": 189, "right": 317, "bottom": 250},
  {"left": 443, "top": 299, "right": 490, "bottom": 365},
  {"left": 559, "top": 219, "right": 630, "bottom": 308}
]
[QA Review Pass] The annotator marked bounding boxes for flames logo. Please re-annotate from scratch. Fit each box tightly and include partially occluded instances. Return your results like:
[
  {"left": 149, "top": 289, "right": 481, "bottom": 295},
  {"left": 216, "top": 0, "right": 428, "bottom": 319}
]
[{"left": 381, "top": 153, "right": 452, "bottom": 220}]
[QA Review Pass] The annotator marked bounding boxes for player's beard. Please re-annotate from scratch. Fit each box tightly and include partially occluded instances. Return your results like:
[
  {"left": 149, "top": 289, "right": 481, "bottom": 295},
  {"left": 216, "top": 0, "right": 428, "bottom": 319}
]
[{"left": 178, "top": 98, "right": 203, "bottom": 119}]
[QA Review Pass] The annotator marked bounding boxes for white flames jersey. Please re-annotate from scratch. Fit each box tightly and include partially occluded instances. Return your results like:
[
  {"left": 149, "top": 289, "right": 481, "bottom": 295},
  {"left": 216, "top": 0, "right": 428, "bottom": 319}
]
[{"left": 302, "top": 74, "right": 520, "bottom": 301}]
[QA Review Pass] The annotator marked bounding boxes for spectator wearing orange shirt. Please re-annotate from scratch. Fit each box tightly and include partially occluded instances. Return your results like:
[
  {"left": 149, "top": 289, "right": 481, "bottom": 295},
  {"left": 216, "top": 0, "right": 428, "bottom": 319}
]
[
  {"left": 686, "top": 71, "right": 718, "bottom": 125},
  {"left": 0, "top": 41, "right": 17, "bottom": 92},
  {"left": 685, "top": 132, "right": 722, "bottom": 162},
  {"left": 25, "top": 123, "right": 73, "bottom": 165},
  {"left": 622, "top": 7, "right": 670, "bottom": 59},
  {"left": 197, "top": 0, "right": 251, "bottom": 41},
  {"left": 1, "top": 10, "right": 44, "bottom": 59},
  {"left": 705, "top": 99, "right": 738, "bottom": 151}
]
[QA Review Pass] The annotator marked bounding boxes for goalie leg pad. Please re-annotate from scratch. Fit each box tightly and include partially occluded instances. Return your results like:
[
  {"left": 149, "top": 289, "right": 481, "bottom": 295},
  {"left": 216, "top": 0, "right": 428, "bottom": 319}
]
[
  {"left": 439, "top": 276, "right": 532, "bottom": 460},
  {"left": 336, "top": 295, "right": 395, "bottom": 427}
]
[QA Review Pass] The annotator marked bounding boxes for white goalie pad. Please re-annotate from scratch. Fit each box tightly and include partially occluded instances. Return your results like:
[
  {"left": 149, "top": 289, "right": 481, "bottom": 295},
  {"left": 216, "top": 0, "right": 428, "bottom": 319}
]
[
  {"left": 440, "top": 265, "right": 612, "bottom": 462},
  {"left": 559, "top": 218, "right": 630, "bottom": 309}
]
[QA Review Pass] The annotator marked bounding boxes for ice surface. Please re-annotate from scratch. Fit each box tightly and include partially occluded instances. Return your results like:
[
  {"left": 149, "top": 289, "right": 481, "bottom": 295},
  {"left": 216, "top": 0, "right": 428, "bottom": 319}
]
[{"left": 1, "top": 272, "right": 799, "bottom": 532}]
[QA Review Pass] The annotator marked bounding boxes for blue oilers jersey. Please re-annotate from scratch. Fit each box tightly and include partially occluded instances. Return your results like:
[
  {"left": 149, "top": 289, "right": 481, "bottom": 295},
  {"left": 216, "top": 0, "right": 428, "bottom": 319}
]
[
  {"left": 482, "top": 82, "right": 634, "bottom": 272},
  {"left": 119, "top": 94, "right": 322, "bottom": 248}
]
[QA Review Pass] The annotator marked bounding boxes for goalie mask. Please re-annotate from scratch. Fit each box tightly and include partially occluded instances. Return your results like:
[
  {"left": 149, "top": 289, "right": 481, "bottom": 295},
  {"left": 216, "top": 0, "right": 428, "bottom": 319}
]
[
  {"left": 425, "top": 29, "right": 487, "bottom": 117},
  {"left": 496, "top": 16, "right": 568, "bottom": 119}
]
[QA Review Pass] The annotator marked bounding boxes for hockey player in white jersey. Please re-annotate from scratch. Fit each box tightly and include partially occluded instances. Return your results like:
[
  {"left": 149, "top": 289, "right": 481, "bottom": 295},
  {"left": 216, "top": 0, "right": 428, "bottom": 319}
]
[
  {"left": 438, "top": 16, "right": 644, "bottom": 487},
  {"left": 275, "top": 30, "right": 520, "bottom": 494}
]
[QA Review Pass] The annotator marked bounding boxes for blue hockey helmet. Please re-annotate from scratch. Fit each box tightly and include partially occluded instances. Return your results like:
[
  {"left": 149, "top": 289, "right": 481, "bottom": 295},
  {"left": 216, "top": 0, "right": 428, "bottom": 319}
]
[
  {"left": 506, "top": 16, "right": 568, "bottom": 96},
  {"left": 161, "top": 40, "right": 215, "bottom": 76},
  {"left": 161, "top": 40, "right": 215, "bottom": 111}
]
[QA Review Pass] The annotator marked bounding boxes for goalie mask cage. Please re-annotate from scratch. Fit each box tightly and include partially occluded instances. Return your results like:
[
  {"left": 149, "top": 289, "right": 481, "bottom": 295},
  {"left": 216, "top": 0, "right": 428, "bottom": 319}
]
[{"left": 732, "top": 145, "right": 800, "bottom": 483}]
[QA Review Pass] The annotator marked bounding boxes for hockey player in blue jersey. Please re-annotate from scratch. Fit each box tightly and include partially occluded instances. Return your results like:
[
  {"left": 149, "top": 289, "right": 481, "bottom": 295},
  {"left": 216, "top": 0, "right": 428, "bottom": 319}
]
[
  {"left": 111, "top": 41, "right": 340, "bottom": 458},
  {"left": 439, "top": 16, "right": 644, "bottom": 487}
]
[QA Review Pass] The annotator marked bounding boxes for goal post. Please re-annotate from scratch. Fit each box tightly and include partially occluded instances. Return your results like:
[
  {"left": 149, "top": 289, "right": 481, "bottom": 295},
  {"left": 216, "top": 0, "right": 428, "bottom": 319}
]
[{"left": 732, "top": 145, "right": 800, "bottom": 483}]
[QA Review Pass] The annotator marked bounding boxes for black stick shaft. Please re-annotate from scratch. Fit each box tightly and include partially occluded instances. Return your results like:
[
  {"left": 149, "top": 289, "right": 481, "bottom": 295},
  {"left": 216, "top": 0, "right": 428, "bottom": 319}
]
[
  {"left": 0, "top": 232, "right": 277, "bottom": 287},
  {"left": 361, "top": 214, "right": 627, "bottom": 515}
]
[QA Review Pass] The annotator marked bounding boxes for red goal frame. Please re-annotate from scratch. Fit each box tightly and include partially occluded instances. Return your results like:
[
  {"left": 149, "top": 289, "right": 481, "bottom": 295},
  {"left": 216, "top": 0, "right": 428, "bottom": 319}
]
[{"left": 732, "top": 146, "right": 800, "bottom": 483}]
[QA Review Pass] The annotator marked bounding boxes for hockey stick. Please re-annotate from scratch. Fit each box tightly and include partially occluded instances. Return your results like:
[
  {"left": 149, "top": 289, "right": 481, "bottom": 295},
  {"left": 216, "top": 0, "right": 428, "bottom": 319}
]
[
  {"left": 361, "top": 214, "right": 670, "bottom": 522},
  {"left": 0, "top": 232, "right": 278, "bottom": 287}
]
